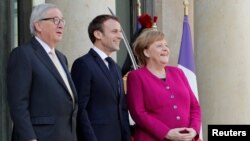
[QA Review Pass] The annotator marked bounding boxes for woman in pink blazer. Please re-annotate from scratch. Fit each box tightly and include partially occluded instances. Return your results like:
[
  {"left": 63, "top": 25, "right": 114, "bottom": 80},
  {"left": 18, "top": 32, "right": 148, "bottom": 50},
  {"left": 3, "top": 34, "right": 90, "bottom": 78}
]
[{"left": 127, "top": 30, "right": 201, "bottom": 141}]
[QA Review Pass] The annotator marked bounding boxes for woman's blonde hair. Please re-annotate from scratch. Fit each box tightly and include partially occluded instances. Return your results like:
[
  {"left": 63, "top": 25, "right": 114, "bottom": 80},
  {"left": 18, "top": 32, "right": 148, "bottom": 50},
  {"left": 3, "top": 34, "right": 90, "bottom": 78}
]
[{"left": 133, "top": 29, "right": 165, "bottom": 66}]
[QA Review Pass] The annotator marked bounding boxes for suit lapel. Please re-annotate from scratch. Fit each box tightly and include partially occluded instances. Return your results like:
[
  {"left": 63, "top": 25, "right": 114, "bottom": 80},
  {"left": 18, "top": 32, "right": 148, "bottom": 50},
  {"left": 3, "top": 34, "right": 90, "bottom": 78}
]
[
  {"left": 116, "top": 66, "right": 124, "bottom": 96},
  {"left": 56, "top": 51, "right": 78, "bottom": 102},
  {"left": 89, "top": 49, "right": 118, "bottom": 98},
  {"left": 31, "top": 37, "right": 71, "bottom": 95}
]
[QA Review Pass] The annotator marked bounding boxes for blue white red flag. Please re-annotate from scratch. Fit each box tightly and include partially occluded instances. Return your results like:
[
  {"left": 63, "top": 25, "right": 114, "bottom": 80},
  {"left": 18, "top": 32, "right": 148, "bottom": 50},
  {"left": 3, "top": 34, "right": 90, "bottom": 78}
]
[{"left": 178, "top": 15, "right": 203, "bottom": 141}]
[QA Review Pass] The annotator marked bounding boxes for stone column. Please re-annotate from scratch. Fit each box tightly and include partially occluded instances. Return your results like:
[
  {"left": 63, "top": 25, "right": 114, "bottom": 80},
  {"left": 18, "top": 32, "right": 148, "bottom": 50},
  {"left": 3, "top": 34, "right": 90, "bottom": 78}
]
[
  {"left": 46, "top": 0, "right": 116, "bottom": 68},
  {"left": 195, "top": 0, "right": 250, "bottom": 140}
]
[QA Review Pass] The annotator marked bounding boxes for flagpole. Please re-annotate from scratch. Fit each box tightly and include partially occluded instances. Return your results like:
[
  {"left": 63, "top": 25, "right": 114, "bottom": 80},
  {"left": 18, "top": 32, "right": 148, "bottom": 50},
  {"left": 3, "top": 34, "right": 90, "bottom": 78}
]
[
  {"left": 183, "top": 0, "right": 189, "bottom": 16},
  {"left": 137, "top": 0, "right": 141, "bottom": 16}
]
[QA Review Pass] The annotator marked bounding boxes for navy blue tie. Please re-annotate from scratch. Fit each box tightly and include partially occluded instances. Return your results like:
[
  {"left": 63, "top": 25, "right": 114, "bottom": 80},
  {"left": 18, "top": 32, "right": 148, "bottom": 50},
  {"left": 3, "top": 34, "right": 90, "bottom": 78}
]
[{"left": 106, "top": 57, "right": 120, "bottom": 96}]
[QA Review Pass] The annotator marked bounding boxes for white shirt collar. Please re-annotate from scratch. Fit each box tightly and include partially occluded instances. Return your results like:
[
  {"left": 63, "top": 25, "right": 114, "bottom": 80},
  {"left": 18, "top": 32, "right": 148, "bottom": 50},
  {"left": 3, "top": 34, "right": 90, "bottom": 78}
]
[
  {"left": 92, "top": 46, "right": 109, "bottom": 60},
  {"left": 35, "top": 36, "right": 54, "bottom": 54},
  {"left": 92, "top": 46, "right": 111, "bottom": 67}
]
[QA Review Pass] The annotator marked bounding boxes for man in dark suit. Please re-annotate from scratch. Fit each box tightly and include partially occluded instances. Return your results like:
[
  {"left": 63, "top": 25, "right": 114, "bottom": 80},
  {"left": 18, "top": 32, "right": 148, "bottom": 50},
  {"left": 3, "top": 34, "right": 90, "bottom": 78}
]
[
  {"left": 71, "top": 15, "right": 130, "bottom": 141},
  {"left": 7, "top": 3, "right": 77, "bottom": 141}
]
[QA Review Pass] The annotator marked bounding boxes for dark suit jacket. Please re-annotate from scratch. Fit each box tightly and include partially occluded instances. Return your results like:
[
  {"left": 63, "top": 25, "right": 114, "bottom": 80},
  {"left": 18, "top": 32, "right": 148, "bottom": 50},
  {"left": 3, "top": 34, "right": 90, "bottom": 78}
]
[
  {"left": 71, "top": 49, "right": 130, "bottom": 141},
  {"left": 7, "top": 37, "right": 78, "bottom": 141}
]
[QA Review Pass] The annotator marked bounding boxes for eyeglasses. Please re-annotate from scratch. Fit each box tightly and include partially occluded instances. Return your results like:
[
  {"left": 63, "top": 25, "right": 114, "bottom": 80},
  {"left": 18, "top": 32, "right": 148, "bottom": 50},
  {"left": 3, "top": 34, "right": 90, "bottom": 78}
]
[{"left": 40, "top": 17, "right": 66, "bottom": 26}]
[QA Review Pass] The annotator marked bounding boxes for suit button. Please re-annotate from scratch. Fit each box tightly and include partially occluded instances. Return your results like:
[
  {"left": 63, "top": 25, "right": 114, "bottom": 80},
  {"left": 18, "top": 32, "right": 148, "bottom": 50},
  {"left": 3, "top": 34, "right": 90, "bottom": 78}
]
[
  {"left": 176, "top": 116, "right": 181, "bottom": 120},
  {"left": 166, "top": 86, "right": 170, "bottom": 90},
  {"left": 170, "top": 95, "right": 175, "bottom": 99},
  {"left": 173, "top": 105, "right": 178, "bottom": 109}
]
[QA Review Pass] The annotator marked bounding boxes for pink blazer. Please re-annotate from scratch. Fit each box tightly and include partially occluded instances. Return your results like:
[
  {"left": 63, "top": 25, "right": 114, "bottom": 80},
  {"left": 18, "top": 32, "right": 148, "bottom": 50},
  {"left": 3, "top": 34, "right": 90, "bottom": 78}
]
[{"left": 127, "top": 66, "right": 201, "bottom": 141}]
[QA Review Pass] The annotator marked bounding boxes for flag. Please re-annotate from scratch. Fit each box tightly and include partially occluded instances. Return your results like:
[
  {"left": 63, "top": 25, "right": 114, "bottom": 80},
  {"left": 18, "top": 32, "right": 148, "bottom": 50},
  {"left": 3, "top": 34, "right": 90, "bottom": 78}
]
[
  {"left": 177, "top": 15, "right": 203, "bottom": 141},
  {"left": 136, "top": 16, "right": 142, "bottom": 33}
]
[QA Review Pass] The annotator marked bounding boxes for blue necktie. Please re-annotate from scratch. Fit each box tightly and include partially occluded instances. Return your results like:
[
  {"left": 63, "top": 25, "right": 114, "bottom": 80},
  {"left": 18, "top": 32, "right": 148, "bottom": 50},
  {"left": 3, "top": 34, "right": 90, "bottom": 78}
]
[{"left": 106, "top": 57, "right": 120, "bottom": 96}]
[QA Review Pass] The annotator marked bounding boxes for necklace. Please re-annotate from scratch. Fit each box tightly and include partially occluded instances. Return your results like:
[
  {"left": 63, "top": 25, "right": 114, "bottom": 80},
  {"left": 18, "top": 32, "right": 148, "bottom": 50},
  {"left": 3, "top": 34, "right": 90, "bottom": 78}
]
[{"left": 147, "top": 66, "right": 166, "bottom": 79}]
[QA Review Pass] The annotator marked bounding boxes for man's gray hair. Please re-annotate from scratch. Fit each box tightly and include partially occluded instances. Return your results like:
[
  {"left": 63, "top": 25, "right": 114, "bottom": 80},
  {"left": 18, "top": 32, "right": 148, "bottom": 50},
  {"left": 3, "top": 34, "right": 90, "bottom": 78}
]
[{"left": 30, "top": 3, "right": 58, "bottom": 35}]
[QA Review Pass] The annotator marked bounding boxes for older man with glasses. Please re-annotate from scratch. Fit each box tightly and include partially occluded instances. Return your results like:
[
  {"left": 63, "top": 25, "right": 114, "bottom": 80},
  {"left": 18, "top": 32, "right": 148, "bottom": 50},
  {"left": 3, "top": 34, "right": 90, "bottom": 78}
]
[{"left": 7, "top": 3, "right": 77, "bottom": 141}]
